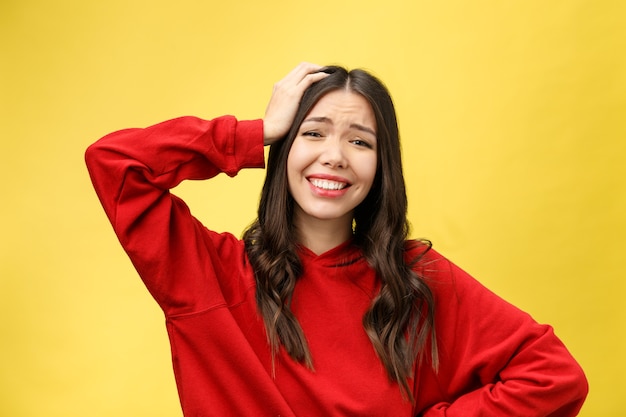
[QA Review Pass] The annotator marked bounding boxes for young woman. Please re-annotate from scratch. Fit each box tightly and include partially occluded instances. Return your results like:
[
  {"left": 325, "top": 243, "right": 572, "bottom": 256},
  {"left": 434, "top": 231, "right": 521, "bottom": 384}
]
[{"left": 85, "top": 63, "right": 588, "bottom": 416}]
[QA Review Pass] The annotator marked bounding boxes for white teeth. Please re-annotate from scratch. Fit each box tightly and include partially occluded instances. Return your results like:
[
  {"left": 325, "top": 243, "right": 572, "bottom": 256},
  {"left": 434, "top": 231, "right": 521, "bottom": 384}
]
[{"left": 310, "top": 178, "right": 347, "bottom": 190}]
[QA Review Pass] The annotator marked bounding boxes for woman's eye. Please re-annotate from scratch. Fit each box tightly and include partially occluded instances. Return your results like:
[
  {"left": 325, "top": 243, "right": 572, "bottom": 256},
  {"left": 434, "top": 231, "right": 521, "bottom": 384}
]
[
  {"left": 351, "top": 139, "right": 373, "bottom": 149},
  {"left": 302, "top": 131, "right": 322, "bottom": 138}
]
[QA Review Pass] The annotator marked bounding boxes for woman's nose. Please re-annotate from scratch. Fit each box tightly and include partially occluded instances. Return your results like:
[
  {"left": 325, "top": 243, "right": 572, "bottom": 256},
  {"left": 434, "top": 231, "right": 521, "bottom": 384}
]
[{"left": 319, "top": 139, "right": 347, "bottom": 168}]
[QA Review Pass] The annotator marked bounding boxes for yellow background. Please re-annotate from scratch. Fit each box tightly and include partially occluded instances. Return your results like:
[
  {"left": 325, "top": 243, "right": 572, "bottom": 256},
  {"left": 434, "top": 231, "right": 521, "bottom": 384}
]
[{"left": 1, "top": 0, "right": 624, "bottom": 415}]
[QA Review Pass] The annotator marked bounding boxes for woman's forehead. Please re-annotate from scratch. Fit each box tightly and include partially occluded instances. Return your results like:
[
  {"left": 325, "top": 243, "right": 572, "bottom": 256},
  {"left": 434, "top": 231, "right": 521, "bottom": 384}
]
[{"left": 303, "top": 90, "right": 376, "bottom": 131}]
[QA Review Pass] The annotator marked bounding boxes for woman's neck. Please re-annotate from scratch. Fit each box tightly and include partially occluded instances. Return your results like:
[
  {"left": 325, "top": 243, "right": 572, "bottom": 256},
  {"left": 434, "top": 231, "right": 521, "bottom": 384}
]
[{"left": 293, "top": 211, "right": 353, "bottom": 255}]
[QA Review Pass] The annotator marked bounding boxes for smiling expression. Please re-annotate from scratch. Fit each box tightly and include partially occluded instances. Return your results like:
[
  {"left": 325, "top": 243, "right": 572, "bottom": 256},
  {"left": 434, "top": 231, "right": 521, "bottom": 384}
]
[{"left": 287, "top": 89, "right": 378, "bottom": 232}]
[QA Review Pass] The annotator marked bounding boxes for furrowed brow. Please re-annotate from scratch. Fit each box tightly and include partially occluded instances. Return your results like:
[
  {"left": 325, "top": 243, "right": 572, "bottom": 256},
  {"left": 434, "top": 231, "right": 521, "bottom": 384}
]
[
  {"left": 301, "top": 117, "right": 376, "bottom": 137},
  {"left": 302, "top": 117, "right": 331, "bottom": 124},
  {"left": 350, "top": 123, "right": 376, "bottom": 137}
]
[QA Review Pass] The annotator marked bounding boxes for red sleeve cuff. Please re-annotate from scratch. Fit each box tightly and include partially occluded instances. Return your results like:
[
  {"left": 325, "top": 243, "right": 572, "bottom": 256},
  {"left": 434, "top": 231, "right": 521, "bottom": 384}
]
[{"left": 234, "top": 119, "right": 265, "bottom": 171}]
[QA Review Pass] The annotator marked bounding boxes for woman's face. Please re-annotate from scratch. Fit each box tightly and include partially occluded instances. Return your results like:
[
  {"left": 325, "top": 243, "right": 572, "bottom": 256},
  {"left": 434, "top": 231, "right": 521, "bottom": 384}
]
[{"left": 287, "top": 89, "right": 378, "bottom": 231}]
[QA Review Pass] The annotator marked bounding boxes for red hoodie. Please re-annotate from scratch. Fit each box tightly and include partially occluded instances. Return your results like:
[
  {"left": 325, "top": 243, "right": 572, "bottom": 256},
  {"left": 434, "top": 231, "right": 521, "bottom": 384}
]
[{"left": 85, "top": 115, "right": 588, "bottom": 416}]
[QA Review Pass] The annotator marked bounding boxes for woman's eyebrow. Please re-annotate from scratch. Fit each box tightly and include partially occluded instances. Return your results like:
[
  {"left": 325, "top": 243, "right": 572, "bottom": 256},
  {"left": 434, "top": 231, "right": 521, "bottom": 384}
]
[
  {"left": 350, "top": 123, "right": 376, "bottom": 137},
  {"left": 302, "top": 116, "right": 331, "bottom": 125},
  {"left": 302, "top": 117, "right": 376, "bottom": 136}
]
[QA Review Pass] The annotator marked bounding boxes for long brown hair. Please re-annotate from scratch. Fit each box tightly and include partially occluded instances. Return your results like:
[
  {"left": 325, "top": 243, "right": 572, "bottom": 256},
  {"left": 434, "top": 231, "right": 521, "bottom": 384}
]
[{"left": 243, "top": 66, "right": 437, "bottom": 399}]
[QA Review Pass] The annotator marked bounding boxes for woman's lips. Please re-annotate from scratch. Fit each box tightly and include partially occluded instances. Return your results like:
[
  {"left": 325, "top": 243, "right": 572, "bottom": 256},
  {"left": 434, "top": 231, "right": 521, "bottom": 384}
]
[
  {"left": 306, "top": 175, "right": 351, "bottom": 197},
  {"left": 309, "top": 178, "right": 348, "bottom": 190}
]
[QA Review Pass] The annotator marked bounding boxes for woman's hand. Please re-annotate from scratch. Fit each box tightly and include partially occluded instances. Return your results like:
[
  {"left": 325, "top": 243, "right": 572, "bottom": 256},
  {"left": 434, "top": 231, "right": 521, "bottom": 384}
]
[{"left": 263, "top": 62, "right": 329, "bottom": 145}]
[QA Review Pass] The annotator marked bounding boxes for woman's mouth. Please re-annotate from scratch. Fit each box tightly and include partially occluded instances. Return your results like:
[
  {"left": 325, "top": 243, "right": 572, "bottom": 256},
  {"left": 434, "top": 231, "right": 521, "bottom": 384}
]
[{"left": 309, "top": 178, "right": 349, "bottom": 190}]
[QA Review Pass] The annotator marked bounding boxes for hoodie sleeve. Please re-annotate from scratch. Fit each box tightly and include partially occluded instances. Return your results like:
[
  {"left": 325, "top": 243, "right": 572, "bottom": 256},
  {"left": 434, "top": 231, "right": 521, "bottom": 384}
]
[
  {"left": 85, "top": 115, "right": 264, "bottom": 315},
  {"left": 414, "top": 250, "right": 588, "bottom": 417}
]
